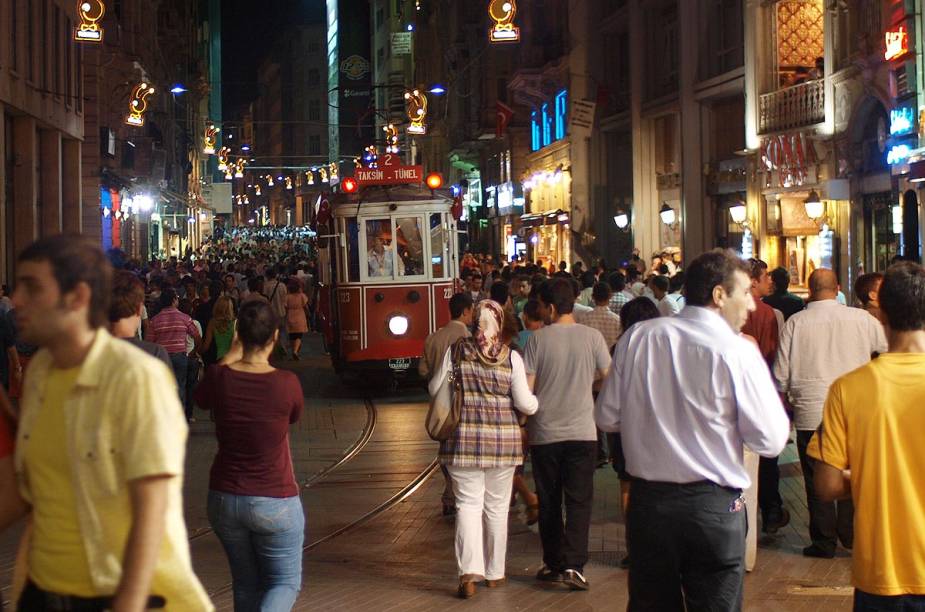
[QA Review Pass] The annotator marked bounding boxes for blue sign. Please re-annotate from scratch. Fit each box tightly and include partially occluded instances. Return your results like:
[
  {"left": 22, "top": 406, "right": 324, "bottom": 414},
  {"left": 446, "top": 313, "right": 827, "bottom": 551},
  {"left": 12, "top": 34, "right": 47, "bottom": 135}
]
[
  {"left": 890, "top": 107, "right": 915, "bottom": 136},
  {"left": 887, "top": 143, "right": 912, "bottom": 165}
]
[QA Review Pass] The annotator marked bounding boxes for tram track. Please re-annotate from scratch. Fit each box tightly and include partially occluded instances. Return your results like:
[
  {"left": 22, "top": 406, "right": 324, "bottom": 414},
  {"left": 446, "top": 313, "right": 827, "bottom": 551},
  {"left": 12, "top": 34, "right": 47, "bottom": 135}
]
[{"left": 206, "top": 396, "right": 439, "bottom": 600}]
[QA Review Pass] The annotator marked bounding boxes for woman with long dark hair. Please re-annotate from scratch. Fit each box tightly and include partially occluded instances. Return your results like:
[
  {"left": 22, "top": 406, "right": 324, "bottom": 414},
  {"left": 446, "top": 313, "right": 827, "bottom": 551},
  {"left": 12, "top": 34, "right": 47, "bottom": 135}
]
[{"left": 194, "top": 301, "right": 305, "bottom": 611}]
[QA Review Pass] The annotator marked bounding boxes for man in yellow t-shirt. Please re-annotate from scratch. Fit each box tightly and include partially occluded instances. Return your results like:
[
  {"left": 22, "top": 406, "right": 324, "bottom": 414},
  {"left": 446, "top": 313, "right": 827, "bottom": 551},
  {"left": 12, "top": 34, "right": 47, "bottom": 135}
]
[
  {"left": 6, "top": 236, "right": 212, "bottom": 611},
  {"left": 810, "top": 261, "right": 925, "bottom": 610}
]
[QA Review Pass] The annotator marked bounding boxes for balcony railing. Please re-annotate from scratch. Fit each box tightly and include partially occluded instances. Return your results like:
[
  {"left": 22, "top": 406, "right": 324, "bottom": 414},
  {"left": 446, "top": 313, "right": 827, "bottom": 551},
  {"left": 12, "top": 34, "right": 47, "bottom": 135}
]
[{"left": 758, "top": 79, "right": 824, "bottom": 134}]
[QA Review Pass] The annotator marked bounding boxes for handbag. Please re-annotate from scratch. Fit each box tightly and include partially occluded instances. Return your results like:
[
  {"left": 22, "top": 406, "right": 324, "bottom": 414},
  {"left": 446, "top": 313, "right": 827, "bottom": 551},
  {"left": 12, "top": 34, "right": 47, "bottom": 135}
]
[{"left": 425, "top": 339, "right": 465, "bottom": 441}]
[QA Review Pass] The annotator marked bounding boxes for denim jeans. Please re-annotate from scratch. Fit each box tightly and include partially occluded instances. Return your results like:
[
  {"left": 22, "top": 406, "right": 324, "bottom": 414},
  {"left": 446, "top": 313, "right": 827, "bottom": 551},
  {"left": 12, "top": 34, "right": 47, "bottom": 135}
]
[
  {"left": 168, "top": 352, "right": 189, "bottom": 419},
  {"left": 207, "top": 491, "right": 305, "bottom": 612},
  {"left": 855, "top": 590, "right": 925, "bottom": 611}
]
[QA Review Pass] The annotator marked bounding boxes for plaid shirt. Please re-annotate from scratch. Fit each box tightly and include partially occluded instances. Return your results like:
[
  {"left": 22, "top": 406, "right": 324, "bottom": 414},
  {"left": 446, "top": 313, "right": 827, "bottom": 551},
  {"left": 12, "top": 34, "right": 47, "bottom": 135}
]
[
  {"left": 609, "top": 290, "right": 633, "bottom": 315},
  {"left": 439, "top": 341, "right": 524, "bottom": 468},
  {"left": 577, "top": 306, "right": 622, "bottom": 349},
  {"left": 147, "top": 307, "right": 199, "bottom": 354}
]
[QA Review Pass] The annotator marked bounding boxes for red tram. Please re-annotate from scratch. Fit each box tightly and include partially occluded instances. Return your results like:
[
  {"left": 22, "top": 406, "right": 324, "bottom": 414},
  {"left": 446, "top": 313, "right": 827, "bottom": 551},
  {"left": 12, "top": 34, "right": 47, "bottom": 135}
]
[{"left": 316, "top": 183, "right": 460, "bottom": 382}]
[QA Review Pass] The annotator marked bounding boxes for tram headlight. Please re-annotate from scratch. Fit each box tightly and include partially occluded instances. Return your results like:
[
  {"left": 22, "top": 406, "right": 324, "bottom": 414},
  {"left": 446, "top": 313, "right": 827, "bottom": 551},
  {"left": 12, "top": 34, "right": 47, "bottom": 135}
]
[{"left": 388, "top": 315, "right": 409, "bottom": 336}]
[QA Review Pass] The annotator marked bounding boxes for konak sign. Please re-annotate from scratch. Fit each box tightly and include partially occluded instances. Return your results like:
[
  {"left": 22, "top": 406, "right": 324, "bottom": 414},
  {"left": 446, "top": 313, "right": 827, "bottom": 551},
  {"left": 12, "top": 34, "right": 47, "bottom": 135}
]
[{"left": 355, "top": 154, "right": 423, "bottom": 186}]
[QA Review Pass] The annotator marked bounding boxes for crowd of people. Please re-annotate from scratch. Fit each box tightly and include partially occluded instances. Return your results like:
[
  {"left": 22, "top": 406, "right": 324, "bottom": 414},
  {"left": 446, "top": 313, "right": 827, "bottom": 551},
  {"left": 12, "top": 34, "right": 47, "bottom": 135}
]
[
  {"left": 426, "top": 249, "right": 925, "bottom": 611},
  {"left": 0, "top": 227, "right": 924, "bottom": 611}
]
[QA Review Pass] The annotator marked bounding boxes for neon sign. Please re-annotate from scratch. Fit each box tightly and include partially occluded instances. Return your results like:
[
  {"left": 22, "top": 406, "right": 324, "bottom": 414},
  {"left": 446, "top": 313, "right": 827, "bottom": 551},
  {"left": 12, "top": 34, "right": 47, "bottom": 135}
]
[
  {"left": 887, "top": 144, "right": 912, "bottom": 165},
  {"left": 404, "top": 89, "right": 427, "bottom": 135},
  {"left": 890, "top": 107, "right": 915, "bottom": 135},
  {"left": 488, "top": 1, "right": 520, "bottom": 43},
  {"left": 75, "top": 1, "right": 105, "bottom": 43},
  {"left": 125, "top": 83, "right": 154, "bottom": 127},
  {"left": 885, "top": 25, "right": 909, "bottom": 61}
]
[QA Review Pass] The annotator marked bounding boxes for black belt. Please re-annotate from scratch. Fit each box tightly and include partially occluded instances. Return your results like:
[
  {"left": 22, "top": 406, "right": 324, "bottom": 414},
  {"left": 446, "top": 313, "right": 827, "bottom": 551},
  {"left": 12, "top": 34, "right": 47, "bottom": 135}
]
[{"left": 19, "top": 582, "right": 166, "bottom": 611}]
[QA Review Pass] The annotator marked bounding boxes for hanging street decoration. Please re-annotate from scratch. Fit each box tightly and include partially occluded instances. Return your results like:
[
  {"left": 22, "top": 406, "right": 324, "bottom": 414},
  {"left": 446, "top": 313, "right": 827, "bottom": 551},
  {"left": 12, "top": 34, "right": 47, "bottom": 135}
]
[
  {"left": 384, "top": 124, "right": 400, "bottom": 153},
  {"left": 329, "top": 162, "right": 339, "bottom": 181},
  {"left": 285, "top": 176, "right": 293, "bottom": 190},
  {"left": 306, "top": 171, "right": 315, "bottom": 186},
  {"left": 203, "top": 124, "right": 219, "bottom": 155},
  {"left": 217, "top": 147, "right": 230, "bottom": 171},
  {"left": 125, "top": 83, "right": 155, "bottom": 127},
  {"left": 234, "top": 158, "right": 246, "bottom": 178},
  {"left": 75, "top": 1, "right": 105, "bottom": 42},
  {"left": 320, "top": 167, "right": 329, "bottom": 183},
  {"left": 355, "top": 150, "right": 423, "bottom": 186},
  {"left": 405, "top": 89, "right": 428, "bottom": 135},
  {"left": 363, "top": 145, "right": 379, "bottom": 168},
  {"left": 488, "top": 1, "right": 520, "bottom": 43}
]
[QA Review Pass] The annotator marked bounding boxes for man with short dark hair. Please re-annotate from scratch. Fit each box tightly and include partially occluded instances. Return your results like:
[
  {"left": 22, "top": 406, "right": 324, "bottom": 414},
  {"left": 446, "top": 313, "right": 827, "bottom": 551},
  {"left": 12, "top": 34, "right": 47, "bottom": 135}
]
[
  {"left": 774, "top": 268, "right": 887, "bottom": 558},
  {"left": 6, "top": 235, "right": 211, "bottom": 611},
  {"left": 110, "top": 271, "right": 171, "bottom": 369},
  {"left": 422, "top": 292, "right": 475, "bottom": 516},
  {"left": 596, "top": 249, "right": 789, "bottom": 611},
  {"left": 763, "top": 267, "right": 805, "bottom": 321},
  {"left": 525, "top": 278, "right": 611, "bottom": 590},
  {"left": 147, "top": 288, "right": 203, "bottom": 422},
  {"left": 741, "top": 258, "right": 788, "bottom": 534},
  {"left": 810, "top": 262, "right": 925, "bottom": 610},
  {"left": 854, "top": 272, "right": 884, "bottom": 323},
  {"left": 576, "top": 282, "right": 621, "bottom": 349},
  {"left": 607, "top": 272, "right": 633, "bottom": 315}
]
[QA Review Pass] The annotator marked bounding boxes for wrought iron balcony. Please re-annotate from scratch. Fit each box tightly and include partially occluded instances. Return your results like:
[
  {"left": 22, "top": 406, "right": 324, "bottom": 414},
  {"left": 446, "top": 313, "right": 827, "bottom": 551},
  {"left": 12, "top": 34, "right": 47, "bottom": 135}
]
[{"left": 758, "top": 79, "right": 824, "bottom": 134}]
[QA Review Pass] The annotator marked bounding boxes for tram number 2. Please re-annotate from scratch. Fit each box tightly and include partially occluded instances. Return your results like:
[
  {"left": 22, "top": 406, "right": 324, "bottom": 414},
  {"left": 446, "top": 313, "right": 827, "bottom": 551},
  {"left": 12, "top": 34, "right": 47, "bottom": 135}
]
[
  {"left": 443, "top": 287, "right": 453, "bottom": 299},
  {"left": 338, "top": 292, "right": 351, "bottom": 304}
]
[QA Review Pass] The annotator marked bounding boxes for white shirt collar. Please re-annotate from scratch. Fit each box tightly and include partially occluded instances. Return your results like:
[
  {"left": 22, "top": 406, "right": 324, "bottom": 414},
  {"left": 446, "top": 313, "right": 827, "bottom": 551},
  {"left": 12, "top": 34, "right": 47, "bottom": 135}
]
[
  {"left": 676, "top": 306, "right": 735, "bottom": 336},
  {"left": 805, "top": 299, "right": 840, "bottom": 309}
]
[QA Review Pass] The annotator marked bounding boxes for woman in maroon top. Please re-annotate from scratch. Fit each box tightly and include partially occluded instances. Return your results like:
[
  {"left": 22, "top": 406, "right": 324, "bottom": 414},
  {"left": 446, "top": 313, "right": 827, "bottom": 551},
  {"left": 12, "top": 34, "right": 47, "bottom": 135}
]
[{"left": 195, "top": 301, "right": 305, "bottom": 612}]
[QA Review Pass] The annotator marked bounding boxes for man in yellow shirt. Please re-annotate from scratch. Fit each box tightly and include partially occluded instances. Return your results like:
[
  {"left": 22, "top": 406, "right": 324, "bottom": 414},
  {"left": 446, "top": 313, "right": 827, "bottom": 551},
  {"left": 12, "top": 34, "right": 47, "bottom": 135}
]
[
  {"left": 4, "top": 235, "right": 212, "bottom": 611},
  {"left": 811, "top": 261, "right": 925, "bottom": 610}
]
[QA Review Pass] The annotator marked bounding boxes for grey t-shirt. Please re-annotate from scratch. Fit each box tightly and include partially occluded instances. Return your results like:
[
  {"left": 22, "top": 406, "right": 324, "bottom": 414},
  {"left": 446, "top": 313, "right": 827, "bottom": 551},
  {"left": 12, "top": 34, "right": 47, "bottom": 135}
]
[{"left": 524, "top": 322, "right": 612, "bottom": 445}]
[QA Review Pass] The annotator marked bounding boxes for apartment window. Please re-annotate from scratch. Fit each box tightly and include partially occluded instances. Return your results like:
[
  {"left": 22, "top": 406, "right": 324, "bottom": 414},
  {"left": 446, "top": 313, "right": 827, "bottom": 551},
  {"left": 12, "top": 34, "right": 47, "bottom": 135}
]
[
  {"left": 309, "top": 135, "right": 321, "bottom": 155},
  {"left": 645, "top": 1, "right": 679, "bottom": 101},
  {"left": 308, "top": 69, "right": 320, "bottom": 86},
  {"left": 55, "top": 6, "right": 62, "bottom": 97},
  {"left": 26, "top": 0, "right": 35, "bottom": 81},
  {"left": 42, "top": 0, "right": 49, "bottom": 90},
  {"left": 309, "top": 99, "right": 321, "bottom": 120},
  {"left": 700, "top": 0, "right": 744, "bottom": 81},
  {"left": 10, "top": 0, "right": 18, "bottom": 72},
  {"left": 376, "top": 7, "right": 385, "bottom": 29},
  {"left": 66, "top": 18, "right": 73, "bottom": 105}
]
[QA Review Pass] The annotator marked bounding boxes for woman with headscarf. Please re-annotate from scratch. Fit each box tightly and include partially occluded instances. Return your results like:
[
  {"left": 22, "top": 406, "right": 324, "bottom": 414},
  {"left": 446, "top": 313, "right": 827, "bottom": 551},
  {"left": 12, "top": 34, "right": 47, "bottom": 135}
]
[{"left": 428, "top": 300, "right": 538, "bottom": 599}]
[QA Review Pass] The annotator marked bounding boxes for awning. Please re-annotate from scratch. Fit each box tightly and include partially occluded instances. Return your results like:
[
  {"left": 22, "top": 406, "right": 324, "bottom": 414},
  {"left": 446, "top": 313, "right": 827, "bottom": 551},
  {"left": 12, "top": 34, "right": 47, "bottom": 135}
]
[{"left": 520, "top": 209, "right": 568, "bottom": 226}]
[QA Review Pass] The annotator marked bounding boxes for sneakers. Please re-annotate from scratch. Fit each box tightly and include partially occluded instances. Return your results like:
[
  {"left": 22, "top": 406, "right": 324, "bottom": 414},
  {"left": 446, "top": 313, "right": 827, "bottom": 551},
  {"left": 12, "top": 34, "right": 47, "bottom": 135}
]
[
  {"left": 563, "top": 569, "right": 590, "bottom": 591},
  {"left": 535, "top": 565, "right": 563, "bottom": 582}
]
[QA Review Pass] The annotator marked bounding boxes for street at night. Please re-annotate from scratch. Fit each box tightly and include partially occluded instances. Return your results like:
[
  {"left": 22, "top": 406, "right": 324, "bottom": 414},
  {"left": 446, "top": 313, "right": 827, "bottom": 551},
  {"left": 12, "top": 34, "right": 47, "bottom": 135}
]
[{"left": 1, "top": 1, "right": 925, "bottom": 611}]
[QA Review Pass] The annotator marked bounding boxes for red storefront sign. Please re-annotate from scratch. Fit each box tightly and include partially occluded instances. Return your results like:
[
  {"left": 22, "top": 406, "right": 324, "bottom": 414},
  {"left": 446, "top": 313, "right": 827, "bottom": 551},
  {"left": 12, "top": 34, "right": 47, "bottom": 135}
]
[
  {"left": 355, "top": 153, "right": 423, "bottom": 186},
  {"left": 885, "top": 25, "right": 909, "bottom": 61}
]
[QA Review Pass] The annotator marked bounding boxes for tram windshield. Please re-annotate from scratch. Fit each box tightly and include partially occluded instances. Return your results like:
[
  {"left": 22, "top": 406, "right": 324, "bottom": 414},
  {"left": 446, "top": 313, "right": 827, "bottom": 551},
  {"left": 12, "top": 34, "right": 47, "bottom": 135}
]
[{"left": 336, "top": 208, "right": 456, "bottom": 284}]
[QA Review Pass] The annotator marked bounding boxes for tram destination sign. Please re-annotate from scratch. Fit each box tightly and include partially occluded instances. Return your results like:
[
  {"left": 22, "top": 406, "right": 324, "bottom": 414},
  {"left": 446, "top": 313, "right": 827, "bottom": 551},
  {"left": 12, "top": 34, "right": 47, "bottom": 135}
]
[{"left": 355, "top": 153, "right": 424, "bottom": 186}]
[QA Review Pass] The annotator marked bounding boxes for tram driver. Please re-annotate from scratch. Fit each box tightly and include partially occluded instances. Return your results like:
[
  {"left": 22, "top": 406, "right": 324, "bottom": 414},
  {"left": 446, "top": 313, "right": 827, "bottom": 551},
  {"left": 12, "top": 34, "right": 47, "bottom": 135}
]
[{"left": 368, "top": 234, "right": 394, "bottom": 277}]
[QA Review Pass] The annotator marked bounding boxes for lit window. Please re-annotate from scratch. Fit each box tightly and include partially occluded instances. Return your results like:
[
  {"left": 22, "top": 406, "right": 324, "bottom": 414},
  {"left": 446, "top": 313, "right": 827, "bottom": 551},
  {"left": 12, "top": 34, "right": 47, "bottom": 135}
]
[
  {"left": 555, "top": 90, "right": 567, "bottom": 140},
  {"left": 531, "top": 110, "right": 541, "bottom": 151},
  {"left": 542, "top": 103, "right": 551, "bottom": 147}
]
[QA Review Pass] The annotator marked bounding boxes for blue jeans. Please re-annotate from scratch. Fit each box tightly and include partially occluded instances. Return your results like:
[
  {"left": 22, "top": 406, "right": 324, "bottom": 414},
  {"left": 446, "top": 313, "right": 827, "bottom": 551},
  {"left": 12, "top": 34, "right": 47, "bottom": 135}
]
[
  {"left": 855, "top": 590, "right": 925, "bottom": 611},
  {"left": 207, "top": 491, "right": 305, "bottom": 612}
]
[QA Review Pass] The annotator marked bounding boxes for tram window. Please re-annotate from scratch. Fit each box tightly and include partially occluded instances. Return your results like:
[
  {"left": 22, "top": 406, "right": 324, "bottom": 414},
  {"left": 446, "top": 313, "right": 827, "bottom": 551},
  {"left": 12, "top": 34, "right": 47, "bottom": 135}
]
[
  {"left": 346, "top": 218, "right": 360, "bottom": 282},
  {"left": 365, "top": 219, "right": 394, "bottom": 278},
  {"left": 430, "top": 213, "right": 448, "bottom": 279},
  {"left": 396, "top": 217, "right": 425, "bottom": 277}
]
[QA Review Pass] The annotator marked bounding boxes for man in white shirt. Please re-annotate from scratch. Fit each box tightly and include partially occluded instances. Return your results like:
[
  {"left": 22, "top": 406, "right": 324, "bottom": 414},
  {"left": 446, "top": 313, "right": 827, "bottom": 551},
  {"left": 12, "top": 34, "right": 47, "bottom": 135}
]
[
  {"left": 773, "top": 268, "right": 887, "bottom": 559},
  {"left": 596, "top": 249, "right": 789, "bottom": 611},
  {"left": 660, "top": 273, "right": 686, "bottom": 317}
]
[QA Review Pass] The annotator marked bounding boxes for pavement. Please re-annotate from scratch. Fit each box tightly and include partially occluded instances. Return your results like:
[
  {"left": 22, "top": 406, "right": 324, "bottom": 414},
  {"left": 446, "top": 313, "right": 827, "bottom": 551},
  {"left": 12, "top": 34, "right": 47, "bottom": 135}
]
[{"left": 1, "top": 334, "right": 855, "bottom": 610}]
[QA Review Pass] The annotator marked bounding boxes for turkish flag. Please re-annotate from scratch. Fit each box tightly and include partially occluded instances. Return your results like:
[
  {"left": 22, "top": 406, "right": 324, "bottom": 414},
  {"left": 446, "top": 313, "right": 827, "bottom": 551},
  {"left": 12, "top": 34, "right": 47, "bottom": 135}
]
[
  {"left": 451, "top": 195, "right": 463, "bottom": 220},
  {"left": 496, "top": 101, "right": 514, "bottom": 138}
]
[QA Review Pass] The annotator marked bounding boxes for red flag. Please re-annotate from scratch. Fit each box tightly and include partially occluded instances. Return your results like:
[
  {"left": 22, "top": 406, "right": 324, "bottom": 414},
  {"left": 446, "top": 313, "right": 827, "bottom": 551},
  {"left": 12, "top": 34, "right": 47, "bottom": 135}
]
[
  {"left": 496, "top": 100, "right": 514, "bottom": 138},
  {"left": 451, "top": 195, "right": 463, "bottom": 220}
]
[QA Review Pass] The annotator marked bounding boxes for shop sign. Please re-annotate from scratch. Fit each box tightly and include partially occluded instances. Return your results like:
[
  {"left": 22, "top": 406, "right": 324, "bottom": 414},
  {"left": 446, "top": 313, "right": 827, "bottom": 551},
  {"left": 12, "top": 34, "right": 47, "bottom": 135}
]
[
  {"left": 887, "top": 143, "right": 912, "bottom": 165},
  {"left": 885, "top": 25, "right": 909, "bottom": 61},
  {"left": 391, "top": 32, "right": 412, "bottom": 56},
  {"left": 890, "top": 106, "right": 915, "bottom": 135},
  {"left": 354, "top": 154, "right": 422, "bottom": 185},
  {"left": 761, "top": 133, "right": 818, "bottom": 188}
]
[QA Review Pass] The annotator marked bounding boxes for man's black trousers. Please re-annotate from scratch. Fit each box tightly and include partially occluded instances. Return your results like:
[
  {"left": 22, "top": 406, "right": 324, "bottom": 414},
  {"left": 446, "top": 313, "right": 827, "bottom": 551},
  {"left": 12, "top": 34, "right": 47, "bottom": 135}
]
[
  {"left": 627, "top": 479, "right": 746, "bottom": 612},
  {"left": 530, "top": 441, "right": 597, "bottom": 572}
]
